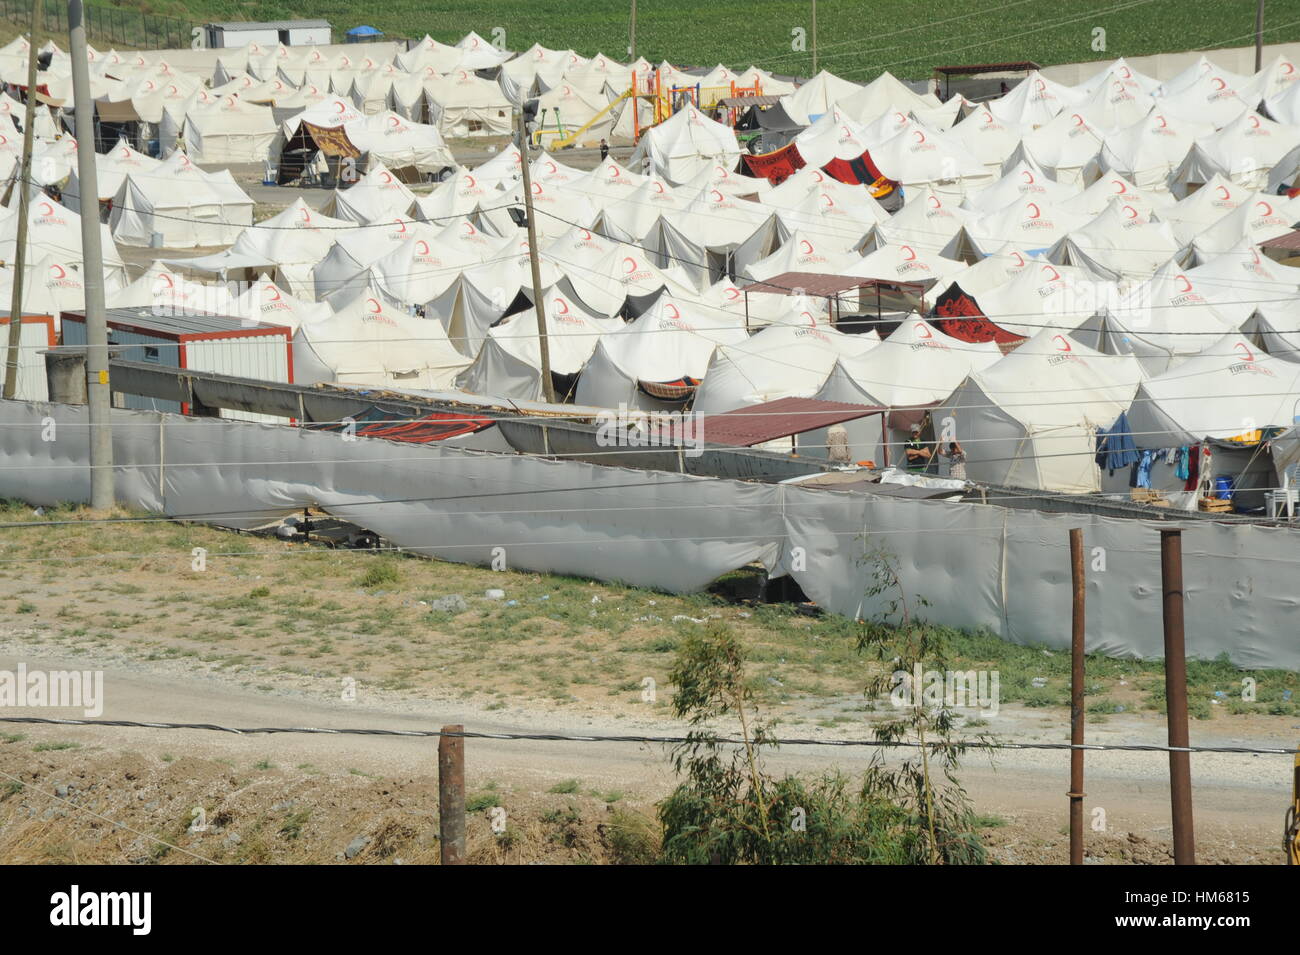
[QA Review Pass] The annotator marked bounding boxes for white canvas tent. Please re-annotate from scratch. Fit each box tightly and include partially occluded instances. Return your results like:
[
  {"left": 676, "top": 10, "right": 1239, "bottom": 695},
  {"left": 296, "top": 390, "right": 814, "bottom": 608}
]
[
  {"left": 293, "top": 287, "right": 470, "bottom": 389},
  {"left": 575, "top": 292, "right": 749, "bottom": 411},
  {"left": 941, "top": 329, "right": 1144, "bottom": 492},
  {"left": 693, "top": 323, "right": 880, "bottom": 415},
  {"left": 456, "top": 292, "right": 623, "bottom": 400},
  {"left": 1126, "top": 334, "right": 1300, "bottom": 446},
  {"left": 628, "top": 104, "right": 741, "bottom": 186}
]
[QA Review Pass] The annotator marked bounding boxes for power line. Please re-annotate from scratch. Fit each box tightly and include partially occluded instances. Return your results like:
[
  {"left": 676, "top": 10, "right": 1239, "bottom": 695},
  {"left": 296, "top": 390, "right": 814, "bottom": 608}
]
[{"left": 0, "top": 716, "right": 1295, "bottom": 755}]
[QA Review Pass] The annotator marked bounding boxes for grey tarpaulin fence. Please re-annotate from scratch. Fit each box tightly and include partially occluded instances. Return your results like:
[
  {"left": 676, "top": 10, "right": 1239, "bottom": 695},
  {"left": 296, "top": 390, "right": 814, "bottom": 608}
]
[{"left": 2, "top": 400, "right": 1297, "bottom": 669}]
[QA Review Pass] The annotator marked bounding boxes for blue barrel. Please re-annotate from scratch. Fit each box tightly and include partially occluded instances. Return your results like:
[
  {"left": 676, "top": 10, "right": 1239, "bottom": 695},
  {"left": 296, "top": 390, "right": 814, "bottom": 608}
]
[{"left": 1214, "top": 476, "right": 1234, "bottom": 499}]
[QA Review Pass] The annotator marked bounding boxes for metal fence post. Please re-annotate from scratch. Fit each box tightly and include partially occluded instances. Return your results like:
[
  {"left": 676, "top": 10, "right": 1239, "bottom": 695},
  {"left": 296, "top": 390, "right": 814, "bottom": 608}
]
[{"left": 438, "top": 724, "right": 466, "bottom": 864}]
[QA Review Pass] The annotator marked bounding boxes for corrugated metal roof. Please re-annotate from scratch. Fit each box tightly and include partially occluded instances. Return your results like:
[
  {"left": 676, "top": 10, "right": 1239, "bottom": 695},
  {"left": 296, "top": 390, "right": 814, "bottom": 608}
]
[
  {"left": 745, "top": 271, "right": 928, "bottom": 296},
  {"left": 208, "top": 20, "right": 332, "bottom": 30},
  {"left": 64, "top": 309, "right": 287, "bottom": 338},
  {"left": 933, "top": 62, "right": 1040, "bottom": 75},
  {"left": 691, "top": 397, "right": 883, "bottom": 447},
  {"left": 1260, "top": 229, "right": 1300, "bottom": 251},
  {"left": 717, "top": 95, "right": 784, "bottom": 108}
]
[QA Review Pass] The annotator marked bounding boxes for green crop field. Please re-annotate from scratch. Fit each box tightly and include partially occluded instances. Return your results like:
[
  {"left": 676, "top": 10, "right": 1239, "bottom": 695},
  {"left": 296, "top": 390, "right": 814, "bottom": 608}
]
[{"left": 14, "top": 0, "right": 1300, "bottom": 82}]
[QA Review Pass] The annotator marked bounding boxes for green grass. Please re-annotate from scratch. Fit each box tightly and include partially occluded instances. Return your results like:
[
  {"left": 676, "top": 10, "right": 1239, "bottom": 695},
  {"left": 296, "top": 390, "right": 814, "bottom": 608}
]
[{"left": 26, "top": 0, "right": 1287, "bottom": 82}]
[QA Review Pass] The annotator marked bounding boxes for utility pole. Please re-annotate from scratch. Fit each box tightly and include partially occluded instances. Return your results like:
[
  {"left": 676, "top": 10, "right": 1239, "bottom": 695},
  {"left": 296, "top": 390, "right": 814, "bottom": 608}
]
[
  {"left": 3, "top": 0, "right": 43, "bottom": 400},
  {"left": 629, "top": 0, "right": 637, "bottom": 61},
  {"left": 515, "top": 109, "right": 555, "bottom": 404},
  {"left": 68, "top": 0, "right": 114, "bottom": 511},
  {"left": 1255, "top": 0, "right": 1266, "bottom": 72},
  {"left": 1160, "top": 529, "right": 1195, "bottom": 865},
  {"left": 811, "top": 0, "right": 821, "bottom": 75}
]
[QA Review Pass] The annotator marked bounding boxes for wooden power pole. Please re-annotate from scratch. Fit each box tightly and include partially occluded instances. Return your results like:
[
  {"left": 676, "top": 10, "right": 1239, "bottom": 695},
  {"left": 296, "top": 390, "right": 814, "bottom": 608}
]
[
  {"left": 3, "top": 0, "right": 43, "bottom": 400},
  {"left": 1255, "top": 0, "right": 1266, "bottom": 72},
  {"left": 515, "top": 110, "right": 555, "bottom": 404}
]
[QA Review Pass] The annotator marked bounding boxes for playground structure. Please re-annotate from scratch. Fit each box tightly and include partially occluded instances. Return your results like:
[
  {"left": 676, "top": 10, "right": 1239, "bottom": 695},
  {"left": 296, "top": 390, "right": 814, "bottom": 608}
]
[{"left": 538, "top": 71, "right": 764, "bottom": 148}]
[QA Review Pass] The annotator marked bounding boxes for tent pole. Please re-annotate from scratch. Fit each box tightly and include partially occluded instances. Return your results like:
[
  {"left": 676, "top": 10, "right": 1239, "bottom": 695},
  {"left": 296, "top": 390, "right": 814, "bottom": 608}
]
[
  {"left": 1255, "top": 0, "right": 1266, "bottom": 72},
  {"left": 3, "top": 0, "right": 41, "bottom": 400}
]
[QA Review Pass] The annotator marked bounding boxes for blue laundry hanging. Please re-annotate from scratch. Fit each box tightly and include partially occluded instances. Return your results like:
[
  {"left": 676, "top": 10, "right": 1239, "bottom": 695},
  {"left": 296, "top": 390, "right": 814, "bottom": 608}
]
[{"left": 1096, "top": 412, "right": 1141, "bottom": 474}]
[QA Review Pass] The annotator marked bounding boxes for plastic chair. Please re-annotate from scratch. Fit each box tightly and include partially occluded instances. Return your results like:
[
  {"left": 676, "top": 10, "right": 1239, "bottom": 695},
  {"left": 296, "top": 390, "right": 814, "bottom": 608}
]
[{"left": 1267, "top": 462, "right": 1300, "bottom": 519}]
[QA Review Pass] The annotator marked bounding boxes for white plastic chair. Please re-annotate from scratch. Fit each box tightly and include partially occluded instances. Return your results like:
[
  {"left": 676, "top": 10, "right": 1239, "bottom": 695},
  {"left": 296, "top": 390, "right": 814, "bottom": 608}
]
[{"left": 1267, "top": 462, "right": 1300, "bottom": 519}]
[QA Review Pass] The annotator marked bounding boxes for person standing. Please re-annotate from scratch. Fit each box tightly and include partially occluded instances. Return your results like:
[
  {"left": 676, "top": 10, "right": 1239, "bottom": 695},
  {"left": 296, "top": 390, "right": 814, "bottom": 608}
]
[
  {"left": 905, "top": 425, "right": 932, "bottom": 473},
  {"left": 599, "top": 139, "right": 609, "bottom": 161},
  {"left": 940, "top": 440, "right": 967, "bottom": 481}
]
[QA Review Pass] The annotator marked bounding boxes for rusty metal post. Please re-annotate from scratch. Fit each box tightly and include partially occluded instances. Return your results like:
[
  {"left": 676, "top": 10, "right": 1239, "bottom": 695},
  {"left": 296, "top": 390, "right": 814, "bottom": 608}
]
[
  {"left": 438, "top": 724, "right": 466, "bottom": 865},
  {"left": 1160, "top": 530, "right": 1195, "bottom": 865},
  {"left": 1068, "top": 528, "right": 1086, "bottom": 864}
]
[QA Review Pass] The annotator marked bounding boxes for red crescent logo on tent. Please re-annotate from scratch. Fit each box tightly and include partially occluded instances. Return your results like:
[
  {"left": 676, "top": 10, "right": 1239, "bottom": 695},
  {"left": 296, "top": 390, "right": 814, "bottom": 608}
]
[
  {"left": 1022, "top": 169, "right": 1035, "bottom": 184},
  {"left": 983, "top": 110, "right": 994, "bottom": 125},
  {"left": 366, "top": 298, "right": 382, "bottom": 314},
  {"left": 1042, "top": 264, "right": 1061, "bottom": 282},
  {"left": 623, "top": 257, "right": 638, "bottom": 273},
  {"left": 50, "top": 264, "right": 66, "bottom": 280},
  {"left": 726, "top": 287, "right": 740, "bottom": 300},
  {"left": 714, "top": 166, "right": 728, "bottom": 178},
  {"left": 901, "top": 245, "right": 917, "bottom": 261},
  {"left": 915, "top": 322, "right": 933, "bottom": 339},
  {"left": 710, "top": 189, "right": 724, "bottom": 203},
  {"left": 608, "top": 165, "right": 620, "bottom": 177},
  {"left": 241, "top": 77, "right": 251, "bottom": 87},
  {"left": 463, "top": 222, "right": 477, "bottom": 235},
  {"left": 562, "top": 86, "right": 572, "bottom": 96},
  {"left": 166, "top": 84, "right": 177, "bottom": 95},
  {"left": 554, "top": 297, "right": 569, "bottom": 315},
  {"left": 388, "top": 115, "right": 401, "bottom": 127},
  {"left": 544, "top": 161, "right": 556, "bottom": 174},
  {"left": 1121, "top": 66, "right": 1132, "bottom": 79},
  {"left": 1111, "top": 179, "right": 1127, "bottom": 194},
  {"left": 1035, "top": 79, "right": 1046, "bottom": 92},
  {"left": 666, "top": 303, "right": 680, "bottom": 319},
  {"left": 820, "top": 193, "right": 834, "bottom": 208},
  {"left": 38, "top": 202, "right": 53, "bottom": 216},
  {"left": 1217, "top": 185, "right": 1231, "bottom": 200},
  {"left": 1257, "top": 200, "right": 1274, "bottom": 216},
  {"left": 1026, "top": 202, "right": 1042, "bottom": 219},
  {"left": 265, "top": 285, "right": 281, "bottom": 301},
  {"left": 913, "top": 130, "right": 926, "bottom": 144},
  {"left": 464, "top": 174, "right": 477, "bottom": 188},
  {"left": 812, "top": 171, "right": 823, "bottom": 182},
  {"left": 801, "top": 311, "right": 815, "bottom": 326},
  {"left": 381, "top": 172, "right": 393, "bottom": 183},
  {"left": 1012, "top": 252, "right": 1025, "bottom": 266},
  {"left": 519, "top": 241, "right": 530, "bottom": 252},
  {"left": 159, "top": 275, "right": 174, "bottom": 289},
  {"left": 0, "top": 135, "right": 7, "bottom": 146},
  {"left": 1176, "top": 274, "right": 1192, "bottom": 293},
  {"left": 1250, "top": 115, "right": 1261, "bottom": 128},
  {"left": 800, "top": 240, "right": 815, "bottom": 255},
  {"left": 416, "top": 240, "right": 430, "bottom": 255},
  {"left": 535, "top": 48, "right": 545, "bottom": 59},
  {"left": 580, "top": 228, "right": 593, "bottom": 240},
  {"left": 333, "top": 100, "right": 347, "bottom": 113},
  {"left": 895, "top": 112, "right": 907, "bottom": 124},
  {"left": 1052, "top": 334, "right": 1072, "bottom": 352},
  {"left": 144, "top": 81, "right": 154, "bottom": 90},
  {"left": 1155, "top": 115, "right": 1167, "bottom": 128},
  {"left": 1284, "top": 63, "right": 1296, "bottom": 75},
  {"left": 654, "top": 181, "right": 665, "bottom": 194},
  {"left": 459, "top": 70, "right": 469, "bottom": 80},
  {"left": 1212, "top": 77, "right": 1226, "bottom": 90},
  {"left": 928, "top": 195, "right": 941, "bottom": 209},
  {"left": 1123, "top": 205, "right": 1138, "bottom": 218},
  {"left": 300, "top": 207, "right": 311, "bottom": 222},
  {"left": 1235, "top": 341, "right": 1255, "bottom": 361},
  {"left": 395, "top": 219, "right": 407, "bottom": 233},
  {"left": 532, "top": 182, "right": 543, "bottom": 195},
  {"left": 1071, "top": 114, "right": 1085, "bottom": 126}
]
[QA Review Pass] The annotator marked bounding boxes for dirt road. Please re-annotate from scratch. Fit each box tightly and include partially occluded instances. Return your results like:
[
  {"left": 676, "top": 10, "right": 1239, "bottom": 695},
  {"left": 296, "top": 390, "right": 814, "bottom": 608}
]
[{"left": 1, "top": 644, "right": 1291, "bottom": 863}]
